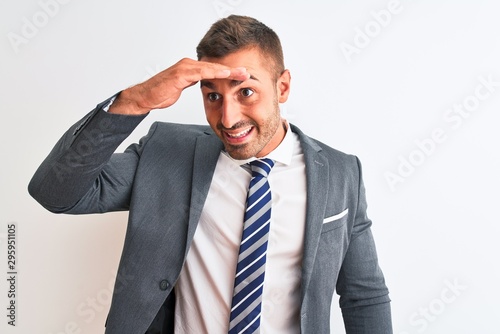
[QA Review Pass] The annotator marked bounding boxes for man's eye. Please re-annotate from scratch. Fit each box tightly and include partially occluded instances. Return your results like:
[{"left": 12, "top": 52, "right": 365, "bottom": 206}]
[
  {"left": 240, "top": 88, "right": 254, "bottom": 97},
  {"left": 207, "top": 93, "right": 221, "bottom": 102}
]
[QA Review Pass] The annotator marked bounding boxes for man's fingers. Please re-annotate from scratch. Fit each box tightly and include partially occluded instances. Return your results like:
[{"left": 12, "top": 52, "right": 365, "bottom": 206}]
[
  {"left": 179, "top": 59, "right": 250, "bottom": 83},
  {"left": 214, "top": 69, "right": 231, "bottom": 78},
  {"left": 211, "top": 66, "right": 250, "bottom": 81},
  {"left": 229, "top": 67, "right": 251, "bottom": 81}
]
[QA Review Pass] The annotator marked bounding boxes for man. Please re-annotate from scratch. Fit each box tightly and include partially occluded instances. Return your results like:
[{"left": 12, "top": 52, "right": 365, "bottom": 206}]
[{"left": 29, "top": 15, "right": 392, "bottom": 333}]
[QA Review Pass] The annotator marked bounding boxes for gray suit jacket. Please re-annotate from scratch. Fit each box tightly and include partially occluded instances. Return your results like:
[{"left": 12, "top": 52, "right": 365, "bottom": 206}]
[{"left": 29, "top": 96, "right": 392, "bottom": 333}]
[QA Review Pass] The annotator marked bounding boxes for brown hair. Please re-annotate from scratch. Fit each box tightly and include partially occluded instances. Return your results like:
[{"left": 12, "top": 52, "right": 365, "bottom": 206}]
[{"left": 196, "top": 15, "right": 285, "bottom": 79}]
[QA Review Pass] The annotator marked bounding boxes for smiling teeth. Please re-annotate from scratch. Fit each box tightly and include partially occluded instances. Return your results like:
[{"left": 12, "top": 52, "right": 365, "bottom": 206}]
[{"left": 227, "top": 128, "right": 251, "bottom": 138}]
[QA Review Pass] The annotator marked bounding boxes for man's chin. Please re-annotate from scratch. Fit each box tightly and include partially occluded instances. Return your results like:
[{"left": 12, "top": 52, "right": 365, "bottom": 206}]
[
  {"left": 224, "top": 144, "right": 255, "bottom": 161},
  {"left": 226, "top": 151, "right": 253, "bottom": 161}
]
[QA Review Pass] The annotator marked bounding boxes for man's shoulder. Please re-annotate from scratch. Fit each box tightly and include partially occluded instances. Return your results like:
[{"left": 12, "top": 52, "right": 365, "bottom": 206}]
[
  {"left": 151, "top": 121, "right": 212, "bottom": 136},
  {"left": 291, "top": 124, "right": 362, "bottom": 186},
  {"left": 135, "top": 121, "right": 216, "bottom": 152},
  {"left": 290, "top": 123, "right": 356, "bottom": 162}
]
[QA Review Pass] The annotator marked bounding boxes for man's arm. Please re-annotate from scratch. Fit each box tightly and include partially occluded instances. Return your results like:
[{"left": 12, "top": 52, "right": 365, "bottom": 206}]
[
  {"left": 336, "top": 157, "right": 392, "bottom": 333},
  {"left": 28, "top": 59, "right": 250, "bottom": 213},
  {"left": 28, "top": 96, "right": 148, "bottom": 213}
]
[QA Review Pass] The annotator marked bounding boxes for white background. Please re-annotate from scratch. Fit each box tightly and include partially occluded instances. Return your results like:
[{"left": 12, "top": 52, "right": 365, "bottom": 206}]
[{"left": 1, "top": 0, "right": 499, "bottom": 333}]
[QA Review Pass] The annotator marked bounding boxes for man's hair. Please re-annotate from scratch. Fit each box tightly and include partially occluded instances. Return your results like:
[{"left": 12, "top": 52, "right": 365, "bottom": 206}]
[{"left": 196, "top": 15, "right": 285, "bottom": 79}]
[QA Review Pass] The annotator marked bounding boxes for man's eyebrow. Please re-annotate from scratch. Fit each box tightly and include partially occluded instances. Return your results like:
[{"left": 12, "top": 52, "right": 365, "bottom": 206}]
[
  {"left": 200, "top": 80, "right": 215, "bottom": 89},
  {"left": 200, "top": 75, "right": 259, "bottom": 89},
  {"left": 230, "top": 75, "right": 259, "bottom": 87}
]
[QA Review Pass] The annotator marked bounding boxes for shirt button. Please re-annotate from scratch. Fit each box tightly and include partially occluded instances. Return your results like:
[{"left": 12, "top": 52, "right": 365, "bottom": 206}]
[{"left": 159, "top": 280, "right": 169, "bottom": 291}]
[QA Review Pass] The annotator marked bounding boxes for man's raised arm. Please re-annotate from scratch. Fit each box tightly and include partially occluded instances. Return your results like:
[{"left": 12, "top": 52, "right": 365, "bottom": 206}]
[{"left": 28, "top": 59, "right": 249, "bottom": 213}]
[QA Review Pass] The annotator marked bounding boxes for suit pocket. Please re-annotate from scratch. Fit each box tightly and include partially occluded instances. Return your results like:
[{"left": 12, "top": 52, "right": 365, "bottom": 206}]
[{"left": 322, "top": 209, "right": 348, "bottom": 233}]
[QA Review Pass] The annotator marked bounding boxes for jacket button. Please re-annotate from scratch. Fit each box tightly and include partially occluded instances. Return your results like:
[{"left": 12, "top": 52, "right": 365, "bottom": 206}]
[{"left": 159, "top": 280, "right": 169, "bottom": 291}]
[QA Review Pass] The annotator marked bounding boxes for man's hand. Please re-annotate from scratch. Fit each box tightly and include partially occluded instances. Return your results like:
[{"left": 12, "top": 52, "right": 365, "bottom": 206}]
[{"left": 108, "top": 58, "right": 250, "bottom": 115}]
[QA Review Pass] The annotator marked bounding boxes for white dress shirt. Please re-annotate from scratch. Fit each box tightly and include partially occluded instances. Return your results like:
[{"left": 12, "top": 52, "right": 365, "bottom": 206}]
[{"left": 174, "top": 122, "right": 307, "bottom": 333}]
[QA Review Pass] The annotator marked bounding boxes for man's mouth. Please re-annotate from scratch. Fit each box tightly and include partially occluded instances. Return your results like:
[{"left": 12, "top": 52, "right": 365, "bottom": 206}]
[{"left": 223, "top": 126, "right": 254, "bottom": 142}]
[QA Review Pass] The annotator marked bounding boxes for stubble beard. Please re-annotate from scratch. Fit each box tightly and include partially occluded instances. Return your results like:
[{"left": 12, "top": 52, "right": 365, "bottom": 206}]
[{"left": 222, "top": 104, "right": 281, "bottom": 160}]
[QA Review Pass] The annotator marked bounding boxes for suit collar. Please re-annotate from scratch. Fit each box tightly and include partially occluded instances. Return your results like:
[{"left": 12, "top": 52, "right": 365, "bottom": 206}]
[{"left": 290, "top": 123, "right": 323, "bottom": 153}]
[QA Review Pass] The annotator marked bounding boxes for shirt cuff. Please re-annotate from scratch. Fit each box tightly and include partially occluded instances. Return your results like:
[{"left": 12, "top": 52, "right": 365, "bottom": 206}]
[{"left": 102, "top": 95, "right": 118, "bottom": 112}]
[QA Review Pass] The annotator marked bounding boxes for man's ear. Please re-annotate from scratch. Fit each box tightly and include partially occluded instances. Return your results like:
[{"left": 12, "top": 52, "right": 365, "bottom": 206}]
[{"left": 277, "top": 69, "right": 291, "bottom": 103}]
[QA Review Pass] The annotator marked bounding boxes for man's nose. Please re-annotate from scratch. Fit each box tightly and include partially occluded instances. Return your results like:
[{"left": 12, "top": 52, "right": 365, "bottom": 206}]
[{"left": 220, "top": 99, "right": 242, "bottom": 129}]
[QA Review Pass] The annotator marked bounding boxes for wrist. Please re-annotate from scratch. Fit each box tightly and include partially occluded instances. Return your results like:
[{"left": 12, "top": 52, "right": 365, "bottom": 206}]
[{"left": 108, "top": 86, "right": 151, "bottom": 115}]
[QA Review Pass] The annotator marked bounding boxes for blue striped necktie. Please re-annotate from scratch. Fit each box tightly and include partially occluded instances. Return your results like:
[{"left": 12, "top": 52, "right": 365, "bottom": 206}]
[{"left": 229, "top": 158, "right": 275, "bottom": 334}]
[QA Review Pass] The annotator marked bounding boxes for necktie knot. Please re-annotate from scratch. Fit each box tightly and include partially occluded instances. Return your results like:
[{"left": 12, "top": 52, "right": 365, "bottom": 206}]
[{"left": 250, "top": 158, "right": 274, "bottom": 179}]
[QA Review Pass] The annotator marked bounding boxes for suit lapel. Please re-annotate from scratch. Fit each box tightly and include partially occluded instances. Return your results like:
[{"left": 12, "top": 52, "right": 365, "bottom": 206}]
[
  {"left": 292, "top": 125, "right": 330, "bottom": 302},
  {"left": 185, "top": 131, "right": 224, "bottom": 254}
]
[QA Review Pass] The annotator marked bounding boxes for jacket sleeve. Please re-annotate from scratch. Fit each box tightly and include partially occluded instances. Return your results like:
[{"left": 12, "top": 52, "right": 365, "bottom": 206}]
[
  {"left": 336, "top": 157, "right": 393, "bottom": 333},
  {"left": 28, "top": 95, "right": 149, "bottom": 214}
]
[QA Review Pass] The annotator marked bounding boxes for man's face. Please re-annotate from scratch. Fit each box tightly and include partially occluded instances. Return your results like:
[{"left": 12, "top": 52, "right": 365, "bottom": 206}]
[{"left": 200, "top": 47, "right": 291, "bottom": 160}]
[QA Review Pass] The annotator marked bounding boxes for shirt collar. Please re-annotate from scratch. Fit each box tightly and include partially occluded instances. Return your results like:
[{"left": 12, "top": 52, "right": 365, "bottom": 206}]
[{"left": 223, "top": 120, "right": 293, "bottom": 166}]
